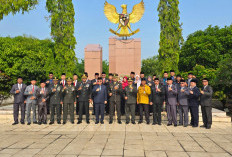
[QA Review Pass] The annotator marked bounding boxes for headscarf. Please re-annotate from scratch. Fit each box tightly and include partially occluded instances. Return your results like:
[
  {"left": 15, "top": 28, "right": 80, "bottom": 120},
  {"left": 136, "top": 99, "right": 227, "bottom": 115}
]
[
  {"left": 122, "top": 76, "right": 128, "bottom": 90},
  {"left": 135, "top": 75, "right": 141, "bottom": 89}
]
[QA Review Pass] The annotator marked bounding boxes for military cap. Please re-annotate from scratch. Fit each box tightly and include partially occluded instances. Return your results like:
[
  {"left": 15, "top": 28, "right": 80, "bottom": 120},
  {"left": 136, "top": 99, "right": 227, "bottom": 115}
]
[
  {"left": 67, "top": 77, "right": 72, "bottom": 82},
  {"left": 127, "top": 77, "right": 133, "bottom": 82},
  {"left": 113, "top": 73, "right": 118, "bottom": 78},
  {"left": 53, "top": 77, "right": 59, "bottom": 81},
  {"left": 84, "top": 72, "right": 88, "bottom": 77},
  {"left": 82, "top": 74, "right": 87, "bottom": 79}
]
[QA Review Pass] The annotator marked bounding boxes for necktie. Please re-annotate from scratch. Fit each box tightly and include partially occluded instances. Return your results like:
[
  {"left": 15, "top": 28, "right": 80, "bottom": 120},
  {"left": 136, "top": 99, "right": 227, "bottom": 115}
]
[
  {"left": 74, "top": 81, "right": 76, "bottom": 87},
  {"left": 32, "top": 85, "right": 34, "bottom": 93},
  {"left": 63, "top": 80, "right": 65, "bottom": 87}
]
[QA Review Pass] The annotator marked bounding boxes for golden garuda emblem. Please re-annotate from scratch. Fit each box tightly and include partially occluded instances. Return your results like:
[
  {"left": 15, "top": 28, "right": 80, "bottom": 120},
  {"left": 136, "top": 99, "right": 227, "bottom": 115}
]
[{"left": 104, "top": 0, "right": 145, "bottom": 37}]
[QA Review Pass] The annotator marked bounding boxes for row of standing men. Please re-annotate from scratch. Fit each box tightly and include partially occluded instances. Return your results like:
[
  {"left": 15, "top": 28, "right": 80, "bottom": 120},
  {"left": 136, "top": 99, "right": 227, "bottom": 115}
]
[{"left": 10, "top": 71, "right": 213, "bottom": 129}]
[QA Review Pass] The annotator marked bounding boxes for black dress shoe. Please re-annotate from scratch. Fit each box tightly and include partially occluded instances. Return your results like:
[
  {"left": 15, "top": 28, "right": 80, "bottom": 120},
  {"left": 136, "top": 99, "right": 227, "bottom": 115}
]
[
  {"left": 118, "top": 121, "right": 122, "bottom": 124},
  {"left": 167, "top": 123, "right": 172, "bottom": 126},
  {"left": 57, "top": 122, "right": 61, "bottom": 124},
  {"left": 77, "top": 121, "right": 82, "bottom": 124},
  {"left": 109, "top": 121, "right": 113, "bottom": 124},
  {"left": 192, "top": 125, "right": 198, "bottom": 128},
  {"left": 63, "top": 122, "right": 66, "bottom": 125},
  {"left": 38, "top": 122, "right": 42, "bottom": 125},
  {"left": 43, "top": 121, "right": 47, "bottom": 124},
  {"left": 146, "top": 121, "right": 150, "bottom": 125},
  {"left": 158, "top": 123, "right": 161, "bottom": 125},
  {"left": 33, "top": 121, "right": 38, "bottom": 124},
  {"left": 152, "top": 122, "right": 157, "bottom": 125},
  {"left": 27, "top": 123, "right": 31, "bottom": 125},
  {"left": 132, "top": 122, "right": 136, "bottom": 124},
  {"left": 95, "top": 121, "right": 99, "bottom": 124},
  {"left": 174, "top": 124, "right": 177, "bottom": 127},
  {"left": 100, "top": 121, "right": 104, "bottom": 124},
  {"left": 206, "top": 125, "right": 211, "bottom": 129},
  {"left": 49, "top": 122, "right": 54, "bottom": 125},
  {"left": 86, "top": 121, "right": 90, "bottom": 124},
  {"left": 138, "top": 121, "right": 143, "bottom": 124},
  {"left": 200, "top": 125, "right": 206, "bottom": 128},
  {"left": 21, "top": 122, "right": 25, "bottom": 124},
  {"left": 126, "top": 121, "right": 129, "bottom": 124},
  {"left": 12, "top": 122, "right": 18, "bottom": 125}
]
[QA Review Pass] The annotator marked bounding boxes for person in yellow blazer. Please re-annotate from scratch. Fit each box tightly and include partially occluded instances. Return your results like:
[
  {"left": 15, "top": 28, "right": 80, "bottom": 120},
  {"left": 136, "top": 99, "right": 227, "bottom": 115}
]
[{"left": 137, "top": 78, "right": 151, "bottom": 124}]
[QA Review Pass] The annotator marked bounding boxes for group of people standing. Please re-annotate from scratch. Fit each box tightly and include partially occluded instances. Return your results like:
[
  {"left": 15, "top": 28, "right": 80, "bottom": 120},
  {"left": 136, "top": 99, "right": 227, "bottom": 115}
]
[{"left": 10, "top": 70, "right": 213, "bottom": 129}]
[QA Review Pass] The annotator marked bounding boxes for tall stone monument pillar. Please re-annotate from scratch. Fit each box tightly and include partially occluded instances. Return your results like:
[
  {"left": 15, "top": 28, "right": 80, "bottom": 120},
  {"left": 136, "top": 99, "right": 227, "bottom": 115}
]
[
  {"left": 109, "top": 37, "right": 141, "bottom": 76},
  {"left": 84, "top": 44, "right": 102, "bottom": 80}
]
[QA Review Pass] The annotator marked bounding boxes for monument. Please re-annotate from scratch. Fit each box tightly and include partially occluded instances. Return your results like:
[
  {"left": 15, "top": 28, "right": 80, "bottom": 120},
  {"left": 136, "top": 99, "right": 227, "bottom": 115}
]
[
  {"left": 104, "top": 0, "right": 145, "bottom": 76},
  {"left": 84, "top": 44, "right": 102, "bottom": 80}
]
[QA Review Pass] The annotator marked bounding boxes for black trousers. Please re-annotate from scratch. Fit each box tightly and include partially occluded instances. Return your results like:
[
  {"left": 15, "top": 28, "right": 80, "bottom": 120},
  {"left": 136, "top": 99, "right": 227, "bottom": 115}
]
[
  {"left": 95, "top": 103, "right": 105, "bottom": 122},
  {"left": 139, "top": 104, "right": 150, "bottom": 122},
  {"left": 121, "top": 95, "right": 125, "bottom": 115},
  {"left": 125, "top": 103, "right": 136, "bottom": 123},
  {"left": 78, "top": 101, "right": 89, "bottom": 122},
  {"left": 109, "top": 101, "right": 121, "bottom": 121},
  {"left": 38, "top": 103, "right": 47, "bottom": 123},
  {"left": 201, "top": 106, "right": 212, "bottom": 127},
  {"left": 50, "top": 104, "right": 61, "bottom": 123},
  {"left": 13, "top": 103, "right": 25, "bottom": 123},
  {"left": 76, "top": 99, "right": 79, "bottom": 115},
  {"left": 152, "top": 103, "right": 162, "bottom": 124},
  {"left": 189, "top": 106, "right": 199, "bottom": 126}
]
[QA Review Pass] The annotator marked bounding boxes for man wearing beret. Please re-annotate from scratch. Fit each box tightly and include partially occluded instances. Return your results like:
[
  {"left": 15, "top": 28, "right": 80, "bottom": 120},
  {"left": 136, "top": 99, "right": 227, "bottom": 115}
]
[
  {"left": 77, "top": 74, "right": 92, "bottom": 124},
  {"left": 24, "top": 77, "right": 39, "bottom": 125},
  {"left": 36, "top": 80, "right": 49, "bottom": 125},
  {"left": 165, "top": 77, "right": 178, "bottom": 127},
  {"left": 61, "top": 77, "right": 76, "bottom": 124},
  {"left": 188, "top": 79, "right": 201, "bottom": 127},
  {"left": 150, "top": 78, "right": 165, "bottom": 125},
  {"left": 10, "top": 76, "right": 27, "bottom": 125},
  {"left": 200, "top": 78, "right": 213, "bottom": 129},
  {"left": 49, "top": 77, "right": 62, "bottom": 125},
  {"left": 108, "top": 73, "right": 123, "bottom": 124},
  {"left": 124, "top": 77, "right": 137, "bottom": 124}
]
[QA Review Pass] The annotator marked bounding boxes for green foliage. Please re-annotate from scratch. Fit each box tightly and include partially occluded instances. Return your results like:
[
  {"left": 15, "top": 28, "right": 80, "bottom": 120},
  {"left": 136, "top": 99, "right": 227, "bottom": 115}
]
[
  {"left": 215, "top": 56, "right": 232, "bottom": 98},
  {"left": 141, "top": 56, "right": 161, "bottom": 77},
  {"left": 0, "top": 72, "right": 11, "bottom": 104},
  {"left": 0, "top": 36, "right": 56, "bottom": 88},
  {"left": 157, "top": 0, "right": 183, "bottom": 72},
  {"left": 102, "top": 60, "right": 109, "bottom": 75},
  {"left": 179, "top": 25, "right": 232, "bottom": 71},
  {"left": 0, "top": 0, "right": 38, "bottom": 20},
  {"left": 46, "top": 0, "right": 77, "bottom": 76}
]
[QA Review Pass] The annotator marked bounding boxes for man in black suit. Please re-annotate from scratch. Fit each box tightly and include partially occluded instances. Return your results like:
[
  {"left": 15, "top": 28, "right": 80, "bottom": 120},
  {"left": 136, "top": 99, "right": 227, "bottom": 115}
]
[
  {"left": 10, "top": 76, "right": 27, "bottom": 125},
  {"left": 91, "top": 73, "right": 99, "bottom": 115},
  {"left": 200, "top": 78, "right": 213, "bottom": 129},
  {"left": 150, "top": 78, "right": 164, "bottom": 125},
  {"left": 92, "top": 77, "right": 107, "bottom": 124},
  {"left": 46, "top": 72, "right": 54, "bottom": 114},
  {"left": 73, "top": 73, "right": 79, "bottom": 115},
  {"left": 188, "top": 79, "right": 201, "bottom": 127},
  {"left": 130, "top": 72, "right": 135, "bottom": 81},
  {"left": 187, "top": 73, "right": 193, "bottom": 87},
  {"left": 60, "top": 73, "right": 67, "bottom": 87}
]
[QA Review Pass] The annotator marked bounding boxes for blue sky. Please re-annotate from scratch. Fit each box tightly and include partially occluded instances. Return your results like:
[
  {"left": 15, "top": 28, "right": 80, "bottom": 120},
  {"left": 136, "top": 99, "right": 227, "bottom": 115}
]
[{"left": 0, "top": 0, "right": 232, "bottom": 61}]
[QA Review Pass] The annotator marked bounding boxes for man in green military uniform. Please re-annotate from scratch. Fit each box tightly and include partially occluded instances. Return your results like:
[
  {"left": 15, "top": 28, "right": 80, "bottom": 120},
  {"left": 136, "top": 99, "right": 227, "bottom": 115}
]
[
  {"left": 108, "top": 73, "right": 123, "bottom": 124},
  {"left": 123, "top": 77, "right": 137, "bottom": 124},
  {"left": 77, "top": 74, "right": 92, "bottom": 124},
  {"left": 61, "top": 77, "right": 76, "bottom": 124},
  {"left": 49, "top": 77, "right": 62, "bottom": 125}
]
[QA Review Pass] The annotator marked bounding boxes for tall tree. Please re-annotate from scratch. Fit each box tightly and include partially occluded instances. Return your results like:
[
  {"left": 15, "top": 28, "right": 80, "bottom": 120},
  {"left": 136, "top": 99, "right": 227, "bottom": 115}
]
[
  {"left": 157, "top": 0, "right": 183, "bottom": 72},
  {"left": 0, "top": 0, "right": 38, "bottom": 20},
  {"left": 46, "top": 0, "right": 77, "bottom": 76}
]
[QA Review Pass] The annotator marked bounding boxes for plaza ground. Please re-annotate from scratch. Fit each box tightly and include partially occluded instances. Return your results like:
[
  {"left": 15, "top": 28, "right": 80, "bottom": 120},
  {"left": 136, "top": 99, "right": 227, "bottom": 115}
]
[{"left": 0, "top": 105, "right": 231, "bottom": 157}]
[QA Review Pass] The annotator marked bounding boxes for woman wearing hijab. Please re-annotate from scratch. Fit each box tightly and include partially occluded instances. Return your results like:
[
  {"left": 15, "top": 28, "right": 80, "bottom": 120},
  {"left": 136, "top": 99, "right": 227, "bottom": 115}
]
[
  {"left": 121, "top": 76, "right": 128, "bottom": 115},
  {"left": 134, "top": 75, "right": 141, "bottom": 89}
]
